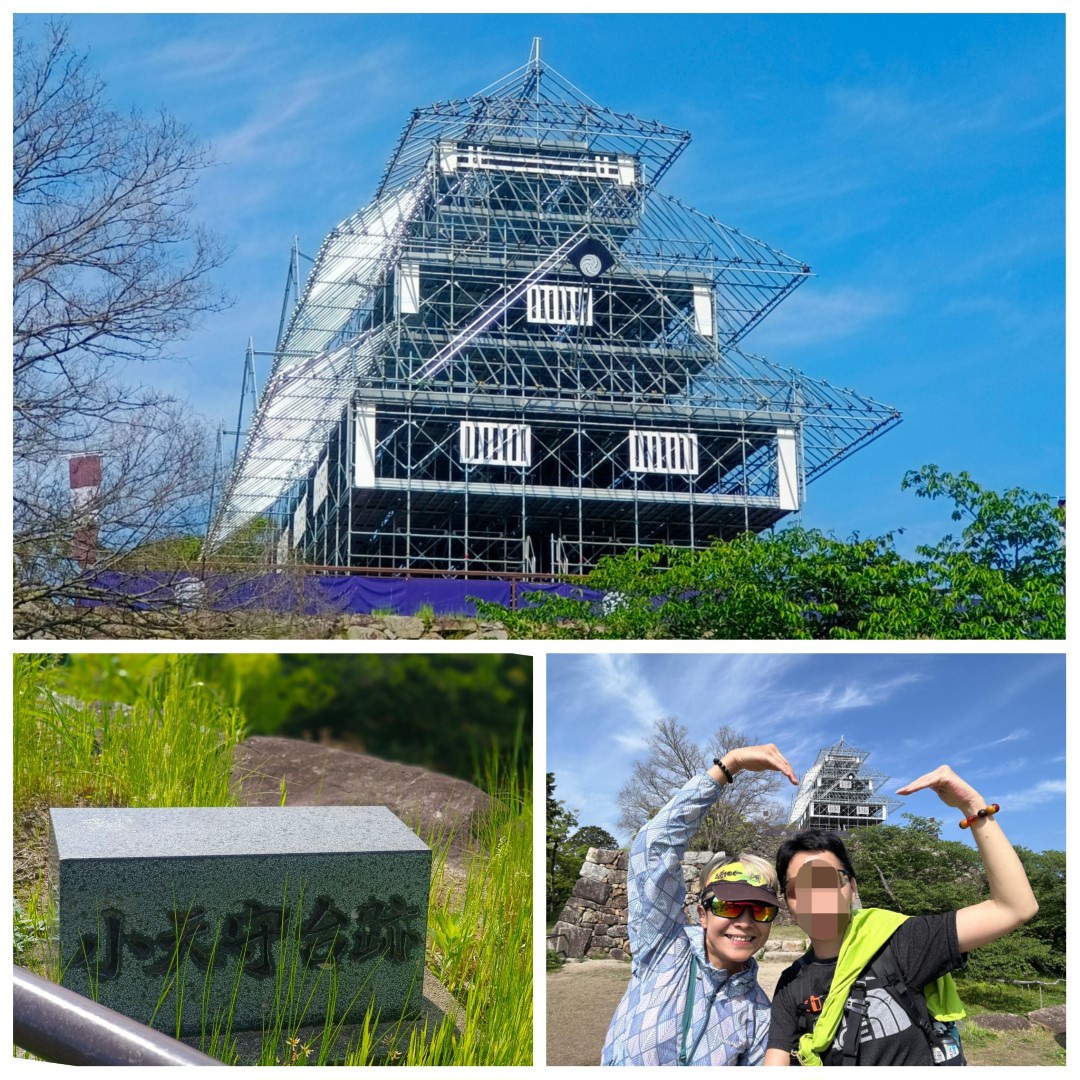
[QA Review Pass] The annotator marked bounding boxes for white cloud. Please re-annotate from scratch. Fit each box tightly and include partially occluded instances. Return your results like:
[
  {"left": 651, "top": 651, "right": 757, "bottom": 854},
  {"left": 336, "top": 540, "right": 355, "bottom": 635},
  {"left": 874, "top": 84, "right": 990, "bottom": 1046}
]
[
  {"left": 748, "top": 285, "right": 902, "bottom": 350},
  {"left": 587, "top": 655, "right": 666, "bottom": 731},
  {"left": 769, "top": 671, "right": 923, "bottom": 722},
  {"left": 997, "top": 779, "right": 1066, "bottom": 812},
  {"left": 970, "top": 757, "right": 1028, "bottom": 782},
  {"left": 983, "top": 728, "right": 1030, "bottom": 748}
]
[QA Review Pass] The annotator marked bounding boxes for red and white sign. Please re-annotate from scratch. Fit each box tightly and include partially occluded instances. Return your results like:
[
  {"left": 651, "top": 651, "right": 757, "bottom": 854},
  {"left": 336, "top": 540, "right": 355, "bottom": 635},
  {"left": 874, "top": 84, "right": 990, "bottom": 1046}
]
[{"left": 68, "top": 453, "right": 102, "bottom": 567}]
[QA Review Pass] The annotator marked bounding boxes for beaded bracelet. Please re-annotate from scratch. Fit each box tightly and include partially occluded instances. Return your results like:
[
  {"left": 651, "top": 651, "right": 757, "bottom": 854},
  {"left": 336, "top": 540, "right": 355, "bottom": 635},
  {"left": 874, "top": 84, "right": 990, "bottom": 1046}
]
[
  {"left": 959, "top": 803, "right": 1000, "bottom": 829},
  {"left": 713, "top": 757, "right": 734, "bottom": 784}
]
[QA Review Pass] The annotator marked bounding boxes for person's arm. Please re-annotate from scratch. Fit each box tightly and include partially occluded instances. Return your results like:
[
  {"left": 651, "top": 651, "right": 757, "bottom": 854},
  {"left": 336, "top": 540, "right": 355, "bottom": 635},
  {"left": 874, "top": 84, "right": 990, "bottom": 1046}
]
[
  {"left": 896, "top": 765, "right": 1039, "bottom": 954},
  {"left": 627, "top": 745, "right": 797, "bottom": 970},
  {"left": 763, "top": 975, "right": 798, "bottom": 1067},
  {"left": 626, "top": 770, "right": 724, "bottom": 970}
]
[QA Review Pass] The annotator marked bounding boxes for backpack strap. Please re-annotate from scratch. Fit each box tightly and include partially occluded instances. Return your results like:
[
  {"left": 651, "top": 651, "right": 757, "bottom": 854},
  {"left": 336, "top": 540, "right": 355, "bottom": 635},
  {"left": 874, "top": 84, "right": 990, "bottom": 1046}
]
[
  {"left": 785, "top": 953, "right": 824, "bottom": 1036},
  {"left": 841, "top": 978, "right": 869, "bottom": 1064},
  {"left": 837, "top": 940, "right": 911, "bottom": 1065},
  {"left": 870, "top": 943, "right": 938, "bottom": 1046}
]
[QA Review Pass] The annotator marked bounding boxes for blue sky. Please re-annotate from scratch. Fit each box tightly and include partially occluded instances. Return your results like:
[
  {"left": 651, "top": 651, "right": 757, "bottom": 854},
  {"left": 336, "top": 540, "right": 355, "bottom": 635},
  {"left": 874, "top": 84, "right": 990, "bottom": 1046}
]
[
  {"left": 24, "top": 13, "right": 1064, "bottom": 552},
  {"left": 546, "top": 652, "right": 1065, "bottom": 853}
]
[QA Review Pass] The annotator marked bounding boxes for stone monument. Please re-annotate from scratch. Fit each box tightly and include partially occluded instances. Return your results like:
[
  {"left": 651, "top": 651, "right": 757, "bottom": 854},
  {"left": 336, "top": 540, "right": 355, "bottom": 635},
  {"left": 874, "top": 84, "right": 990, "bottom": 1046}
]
[{"left": 49, "top": 805, "right": 431, "bottom": 1038}]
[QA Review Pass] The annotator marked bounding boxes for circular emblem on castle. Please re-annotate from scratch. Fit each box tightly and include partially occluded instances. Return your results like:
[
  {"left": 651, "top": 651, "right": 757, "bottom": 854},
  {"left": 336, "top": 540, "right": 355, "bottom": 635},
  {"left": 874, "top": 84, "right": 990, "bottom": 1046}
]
[{"left": 578, "top": 253, "right": 603, "bottom": 278}]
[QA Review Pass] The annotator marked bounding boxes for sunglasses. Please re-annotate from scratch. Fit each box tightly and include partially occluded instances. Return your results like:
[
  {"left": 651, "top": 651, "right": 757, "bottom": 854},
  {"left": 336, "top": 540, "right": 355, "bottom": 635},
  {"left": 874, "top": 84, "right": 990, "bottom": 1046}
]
[{"left": 704, "top": 897, "right": 779, "bottom": 923}]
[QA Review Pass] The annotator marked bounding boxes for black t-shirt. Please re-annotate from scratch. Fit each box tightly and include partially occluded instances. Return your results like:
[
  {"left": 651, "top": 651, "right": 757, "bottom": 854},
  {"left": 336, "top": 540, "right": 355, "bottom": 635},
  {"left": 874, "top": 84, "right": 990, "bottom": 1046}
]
[{"left": 767, "top": 913, "right": 962, "bottom": 1066}]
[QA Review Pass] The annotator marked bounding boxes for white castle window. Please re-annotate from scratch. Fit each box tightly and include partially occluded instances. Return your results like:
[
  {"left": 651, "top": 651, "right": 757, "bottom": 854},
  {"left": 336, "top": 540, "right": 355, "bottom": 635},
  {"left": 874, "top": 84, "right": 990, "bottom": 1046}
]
[
  {"left": 438, "top": 142, "right": 637, "bottom": 187},
  {"left": 293, "top": 493, "right": 307, "bottom": 544},
  {"left": 527, "top": 284, "right": 594, "bottom": 327},
  {"left": 313, "top": 457, "right": 328, "bottom": 511},
  {"left": 460, "top": 422, "right": 532, "bottom": 467},
  {"left": 628, "top": 429, "right": 699, "bottom": 476}
]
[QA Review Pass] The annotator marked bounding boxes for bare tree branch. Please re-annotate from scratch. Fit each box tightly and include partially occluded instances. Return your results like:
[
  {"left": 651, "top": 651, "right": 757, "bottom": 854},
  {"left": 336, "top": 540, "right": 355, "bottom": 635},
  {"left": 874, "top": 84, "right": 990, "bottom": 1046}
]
[
  {"left": 617, "top": 717, "right": 787, "bottom": 856},
  {"left": 12, "top": 20, "right": 232, "bottom": 637}
]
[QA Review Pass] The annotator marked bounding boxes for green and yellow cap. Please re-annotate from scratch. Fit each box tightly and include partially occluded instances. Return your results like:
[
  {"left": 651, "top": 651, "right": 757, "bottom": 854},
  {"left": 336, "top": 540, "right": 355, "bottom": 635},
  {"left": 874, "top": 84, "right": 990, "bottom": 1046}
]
[{"left": 701, "top": 860, "right": 779, "bottom": 907}]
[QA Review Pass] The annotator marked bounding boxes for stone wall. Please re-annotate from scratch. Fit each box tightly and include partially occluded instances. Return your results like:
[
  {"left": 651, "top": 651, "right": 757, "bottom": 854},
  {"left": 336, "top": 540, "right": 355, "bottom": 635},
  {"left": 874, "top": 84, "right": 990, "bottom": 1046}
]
[
  {"left": 547, "top": 848, "right": 721, "bottom": 961},
  {"left": 342, "top": 615, "right": 508, "bottom": 640}
]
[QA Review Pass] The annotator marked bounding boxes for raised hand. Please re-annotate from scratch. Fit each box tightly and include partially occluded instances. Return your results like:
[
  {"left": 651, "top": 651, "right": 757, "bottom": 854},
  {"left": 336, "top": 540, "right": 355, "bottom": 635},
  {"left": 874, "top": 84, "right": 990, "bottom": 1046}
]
[
  {"left": 896, "top": 764, "right": 982, "bottom": 813},
  {"left": 723, "top": 744, "right": 799, "bottom": 786}
]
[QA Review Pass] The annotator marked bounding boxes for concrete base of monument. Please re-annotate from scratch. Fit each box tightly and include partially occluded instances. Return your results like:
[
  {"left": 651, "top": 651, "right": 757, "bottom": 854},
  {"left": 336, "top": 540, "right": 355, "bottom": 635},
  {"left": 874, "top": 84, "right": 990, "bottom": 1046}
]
[{"left": 180, "top": 968, "right": 464, "bottom": 1065}]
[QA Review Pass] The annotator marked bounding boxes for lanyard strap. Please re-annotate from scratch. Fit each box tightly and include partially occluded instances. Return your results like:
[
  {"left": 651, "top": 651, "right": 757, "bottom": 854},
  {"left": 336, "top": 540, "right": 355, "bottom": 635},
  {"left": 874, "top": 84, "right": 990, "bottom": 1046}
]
[
  {"left": 678, "top": 955, "right": 698, "bottom": 1066},
  {"left": 679, "top": 955, "right": 730, "bottom": 1065}
]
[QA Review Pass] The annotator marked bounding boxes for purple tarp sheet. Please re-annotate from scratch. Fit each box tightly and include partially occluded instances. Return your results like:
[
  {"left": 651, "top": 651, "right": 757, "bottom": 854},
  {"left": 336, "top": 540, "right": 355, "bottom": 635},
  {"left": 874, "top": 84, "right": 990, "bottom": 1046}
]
[{"left": 83, "top": 571, "right": 602, "bottom": 616}]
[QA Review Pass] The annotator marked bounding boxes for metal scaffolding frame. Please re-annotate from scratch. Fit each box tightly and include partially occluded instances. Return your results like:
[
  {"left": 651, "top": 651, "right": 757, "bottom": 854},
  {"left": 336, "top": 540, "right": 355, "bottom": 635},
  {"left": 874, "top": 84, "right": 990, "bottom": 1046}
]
[
  {"left": 788, "top": 736, "right": 902, "bottom": 833},
  {"left": 206, "top": 44, "right": 901, "bottom": 573}
]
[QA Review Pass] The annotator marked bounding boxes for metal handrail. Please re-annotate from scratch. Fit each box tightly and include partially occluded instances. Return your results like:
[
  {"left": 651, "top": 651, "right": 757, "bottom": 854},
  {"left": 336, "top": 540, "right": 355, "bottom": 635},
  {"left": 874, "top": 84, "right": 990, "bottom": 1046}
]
[{"left": 13, "top": 964, "right": 218, "bottom": 1066}]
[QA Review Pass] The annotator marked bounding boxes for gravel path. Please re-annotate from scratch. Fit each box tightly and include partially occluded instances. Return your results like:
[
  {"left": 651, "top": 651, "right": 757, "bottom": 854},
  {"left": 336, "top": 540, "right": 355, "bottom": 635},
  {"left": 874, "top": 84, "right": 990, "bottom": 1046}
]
[{"left": 546, "top": 956, "right": 793, "bottom": 1066}]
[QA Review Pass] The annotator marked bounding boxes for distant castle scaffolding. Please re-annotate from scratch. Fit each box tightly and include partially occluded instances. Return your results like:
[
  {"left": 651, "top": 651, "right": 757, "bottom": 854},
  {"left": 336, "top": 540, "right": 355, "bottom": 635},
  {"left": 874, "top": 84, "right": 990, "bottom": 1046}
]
[
  {"left": 206, "top": 42, "right": 900, "bottom": 574},
  {"left": 788, "top": 737, "right": 900, "bottom": 832}
]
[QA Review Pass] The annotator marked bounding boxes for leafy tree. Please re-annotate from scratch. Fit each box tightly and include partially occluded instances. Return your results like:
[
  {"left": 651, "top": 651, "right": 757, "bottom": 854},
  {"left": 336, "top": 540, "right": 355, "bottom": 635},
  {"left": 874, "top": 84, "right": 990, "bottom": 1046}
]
[
  {"left": 567, "top": 825, "right": 619, "bottom": 851},
  {"left": 844, "top": 815, "right": 985, "bottom": 916},
  {"left": 13, "top": 20, "right": 227, "bottom": 636},
  {"left": 901, "top": 466, "right": 1064, "bottom": 581},
  {"left": 549, "top": 823, "right": 620, "bottom": 923},
  {"left": 845, "top": 816, "right": 1065, "bottom": 980},
  {"left": 480, "top": 468, "right": 1063, "bottom": 640},
  {"left": 618, "top": 718, "right": 788, "bottom": 857},
  {"left": 547, "top": 773, "right": 579, "bottom": 919}
]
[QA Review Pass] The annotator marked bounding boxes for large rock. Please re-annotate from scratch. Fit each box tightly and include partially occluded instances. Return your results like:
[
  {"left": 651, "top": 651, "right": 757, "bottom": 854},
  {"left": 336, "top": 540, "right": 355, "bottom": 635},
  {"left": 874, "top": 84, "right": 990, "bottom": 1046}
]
[
  {"left": 567, "top": 890, "right": 600, "bottom": 906},
  {"left": 968, "top": 1013, "right": 1034, "bottom": 1032},
  {"left": 573, "top": 878, "right": 611, "bottom": 904},
  {"left": 548, "top": 922, "right": 591, "bottom": 959},
  {"left": 231, "top": 737, "right": 490, "bottom": 884},
  {"left": 1028, "top": 1004, "right": 1066, "bottom": 1034},
  {"left": 380, "top": 616, "right": 424, "bottom": 640},
  {"left": 578, "top": 861, "right": 609, "bottom": 883}
]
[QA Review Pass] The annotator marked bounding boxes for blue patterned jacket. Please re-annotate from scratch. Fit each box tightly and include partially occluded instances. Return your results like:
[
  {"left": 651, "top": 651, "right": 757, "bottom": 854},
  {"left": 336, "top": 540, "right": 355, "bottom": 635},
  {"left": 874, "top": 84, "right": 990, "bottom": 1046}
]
[{"left": 601, "top": 772, "right": 771, "bottom": 1065}]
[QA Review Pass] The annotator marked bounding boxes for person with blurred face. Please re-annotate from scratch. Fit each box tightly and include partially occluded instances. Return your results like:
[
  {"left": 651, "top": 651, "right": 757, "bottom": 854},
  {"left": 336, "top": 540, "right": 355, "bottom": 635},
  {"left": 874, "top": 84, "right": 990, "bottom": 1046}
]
[
  {"left": 601, "top": 744, "right": 799, "bottom": 1066},
  {"left": 763, "top": 765, "right": 1039, "bottom": 1066}
]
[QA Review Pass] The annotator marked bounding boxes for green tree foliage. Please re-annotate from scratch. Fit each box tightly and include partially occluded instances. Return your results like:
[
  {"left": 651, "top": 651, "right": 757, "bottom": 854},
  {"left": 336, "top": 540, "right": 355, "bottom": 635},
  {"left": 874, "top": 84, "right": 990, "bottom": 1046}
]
[
  {"left": 549, "top": 823, "right": 620, "bottom": 924},
  {"left": 901, "top": 466, "right": 1064, "bottom": 581},
  {"left": 481, "top": 468, "right": 1064, "bottom": 640},
  {"left": 58, "top": 653, "right": 530, "bottom": 789},
  {"left": 546, "top": 773, "right": 579, "bottom": 920},
  {"left": 974, "top": 846, "right": 1066, "bottom": 980},
  {"left": 845, "top": 816, "right": 1064, "bottom": 980},
  {"left": 845, "top": 815, "right": 986, "bottom": 916},
  {"left": 567, "top": 825, "right": 619, "bottom": 850}
]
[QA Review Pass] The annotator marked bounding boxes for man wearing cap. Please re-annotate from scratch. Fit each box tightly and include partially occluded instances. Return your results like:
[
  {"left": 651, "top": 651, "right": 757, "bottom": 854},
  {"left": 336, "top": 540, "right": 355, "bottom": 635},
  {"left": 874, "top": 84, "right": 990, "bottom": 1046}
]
[{"left": 601, "top": 744, "right": 799, "bottom": 1065}]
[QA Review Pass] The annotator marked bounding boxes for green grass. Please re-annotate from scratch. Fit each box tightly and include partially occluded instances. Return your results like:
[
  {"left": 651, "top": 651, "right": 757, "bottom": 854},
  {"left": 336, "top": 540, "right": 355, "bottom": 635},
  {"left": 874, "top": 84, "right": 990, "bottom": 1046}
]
[
  {"left": 767, "top": 924, "right": 810, "bottom": 943},
  {"left": 960, "top": 1020, "right": 1066, "bottom": 1067},
  {"left": 955, "top": 977, "right": 1066, "bottom": 1014},
  {"left": 12, "top": 654, "right": 532, "bottom": 1066},
  {"left": 14, "top": 654, "right": 245, "bottom": 811}
]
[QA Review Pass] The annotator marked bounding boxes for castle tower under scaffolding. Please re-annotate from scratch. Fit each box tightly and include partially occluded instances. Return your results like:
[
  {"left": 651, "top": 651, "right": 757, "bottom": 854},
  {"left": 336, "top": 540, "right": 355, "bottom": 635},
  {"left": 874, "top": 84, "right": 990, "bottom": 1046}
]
[
  {"left": 788, "top": 737, "right": 901, "bottom": 833},
  {"left": 206, "top": 45, "right": 901, "bottom": 574}
]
